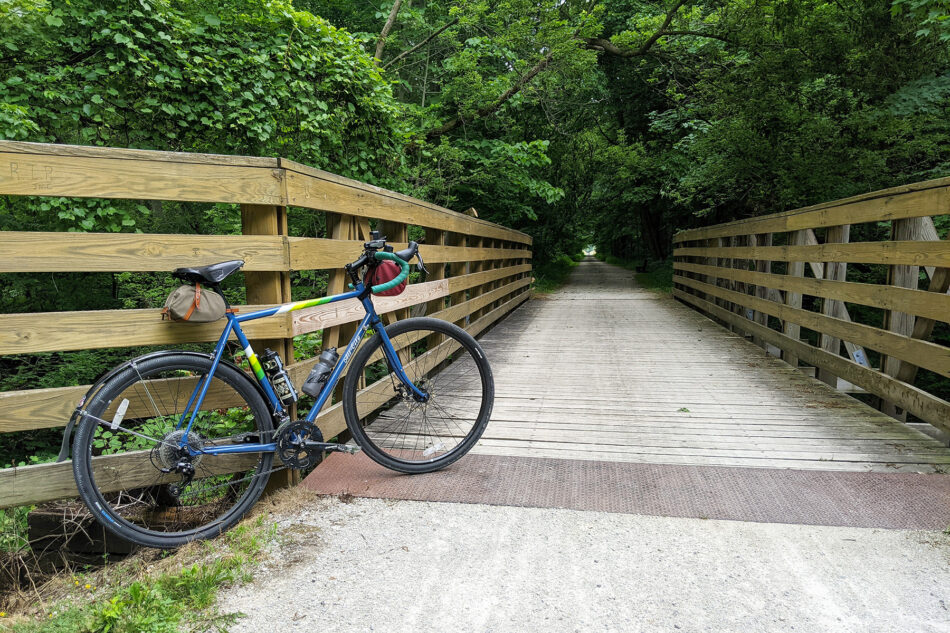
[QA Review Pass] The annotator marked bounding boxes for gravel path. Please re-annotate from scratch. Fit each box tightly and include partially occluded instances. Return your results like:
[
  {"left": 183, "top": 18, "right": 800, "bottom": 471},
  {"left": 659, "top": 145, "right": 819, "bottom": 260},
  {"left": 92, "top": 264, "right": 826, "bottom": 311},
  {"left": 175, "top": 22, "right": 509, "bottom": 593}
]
[{"left": 218, "top": 496, "right": 950, "bottom": 633}]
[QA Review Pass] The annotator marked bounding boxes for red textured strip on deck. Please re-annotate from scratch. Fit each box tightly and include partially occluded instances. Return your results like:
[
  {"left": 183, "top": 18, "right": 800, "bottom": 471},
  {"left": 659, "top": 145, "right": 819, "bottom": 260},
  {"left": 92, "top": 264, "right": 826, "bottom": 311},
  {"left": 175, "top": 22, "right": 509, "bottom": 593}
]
[{"left": 303, "top": 452, "right": 950, "bottom": 530}]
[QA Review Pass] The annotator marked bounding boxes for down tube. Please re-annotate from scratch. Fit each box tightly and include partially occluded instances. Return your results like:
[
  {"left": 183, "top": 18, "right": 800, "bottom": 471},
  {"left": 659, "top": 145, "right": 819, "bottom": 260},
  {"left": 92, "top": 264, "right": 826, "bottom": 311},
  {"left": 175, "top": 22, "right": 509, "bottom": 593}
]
[{"left": 304, "top": 311, "right": 375, "bottom": 424}]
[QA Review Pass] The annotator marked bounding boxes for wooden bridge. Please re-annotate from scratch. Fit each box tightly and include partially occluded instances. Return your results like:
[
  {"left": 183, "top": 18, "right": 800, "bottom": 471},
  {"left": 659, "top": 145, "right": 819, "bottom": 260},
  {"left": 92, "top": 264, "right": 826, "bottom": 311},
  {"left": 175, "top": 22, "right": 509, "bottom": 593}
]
[{"left": 1, "top": 141, "right": 949, "bottom": 531}]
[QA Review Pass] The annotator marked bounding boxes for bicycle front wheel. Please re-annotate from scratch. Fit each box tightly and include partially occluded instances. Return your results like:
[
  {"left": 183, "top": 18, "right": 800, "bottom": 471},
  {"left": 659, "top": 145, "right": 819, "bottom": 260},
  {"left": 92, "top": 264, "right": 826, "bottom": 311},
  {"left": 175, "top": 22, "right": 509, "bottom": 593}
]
[
  {"left": 72, "top": 353, "right": 274, "bottom": 549},
  {"left": 342, "top": 317, "right": 494, "bottom": 473}
]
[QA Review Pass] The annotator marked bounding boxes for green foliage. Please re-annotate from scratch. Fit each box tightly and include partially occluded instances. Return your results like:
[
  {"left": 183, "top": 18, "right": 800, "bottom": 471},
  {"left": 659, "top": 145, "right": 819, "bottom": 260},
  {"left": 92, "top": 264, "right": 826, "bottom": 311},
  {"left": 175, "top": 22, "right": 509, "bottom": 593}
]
[
  {"left": 3, "top": 0, "right": 950, "bottom": 492},
  {"left": 0, "top": 505, "right": 30, "bottom": 553},
  {"left": 532, "top": 254, "right": 580, "bottom": 293},
  {"left": 892, "top": 0, "right": 950, "bottom": 40},
  {"left": 9, "top": 515, "right": 275, "bottom": 632}
]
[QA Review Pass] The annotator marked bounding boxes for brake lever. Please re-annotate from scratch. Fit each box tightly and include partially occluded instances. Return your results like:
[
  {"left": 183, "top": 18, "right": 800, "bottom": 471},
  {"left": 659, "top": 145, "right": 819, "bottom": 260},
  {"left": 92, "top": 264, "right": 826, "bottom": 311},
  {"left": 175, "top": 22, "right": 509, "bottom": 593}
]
[{"left": 416, "top": 251, "right": 430, "bottom": 276}]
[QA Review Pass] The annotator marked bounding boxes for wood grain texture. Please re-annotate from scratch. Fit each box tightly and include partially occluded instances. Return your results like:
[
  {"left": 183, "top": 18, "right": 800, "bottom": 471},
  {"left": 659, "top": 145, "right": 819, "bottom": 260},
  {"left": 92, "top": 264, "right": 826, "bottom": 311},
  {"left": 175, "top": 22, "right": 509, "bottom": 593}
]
[
  {"left": 673, "top": 240, "right": 950, "bottom": 268},
  {"left": 282, "top": 160, "right": 530, "bottom": 244},
  {"left": 673, "top": 274, "right": 950, "bottom": 378},
  {"left": 464, "top": 259, "right": 949, "bottom": 470},
  {"left": 0, "top": 151, "right": 283, "bottom": 204},
  {"left": 818, "top": 225, "right": 850, "bottom": 386},
  {"left": 0, "top": 139, "right": 278, "bottom": 167},
  {"left": 0, "top": 232, "right": 288, "bottom": 272},
  {"left": 0, "top": 307, "right": 289, "bottom": 354},
  {"left": 0, "top": 448, "right": 262, "bottom": 509},
  {"left": 673, "top": 288, "right": 950, "bottom": 434},
  {"left": 288, "top": 238, "right": 530, "bottom": 270},
  {"left": 0, "top": 285, "right": 532, "bottom": 507},
  {"left": 782, "top": 230, "right": 806, "bottom": 368},
  {"left": 675, "top": 181, "right": 950, "bottom": 242},
  {"left": 882, "top": 219, "right": 926, "bottom": 379},
  {"left": 674, "top": 261, "right": 950, "bottom": 324},
  {"left": 291, "top": 279, "right": 450, "bottom": 335}
]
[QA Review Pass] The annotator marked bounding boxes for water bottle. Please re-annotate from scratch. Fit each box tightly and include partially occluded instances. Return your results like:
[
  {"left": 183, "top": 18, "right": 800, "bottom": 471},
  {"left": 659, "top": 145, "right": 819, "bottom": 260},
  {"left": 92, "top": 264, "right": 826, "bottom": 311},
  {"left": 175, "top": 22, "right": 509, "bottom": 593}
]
[{"left": 301, "top": 348, "right": 339, "bottom": 397}]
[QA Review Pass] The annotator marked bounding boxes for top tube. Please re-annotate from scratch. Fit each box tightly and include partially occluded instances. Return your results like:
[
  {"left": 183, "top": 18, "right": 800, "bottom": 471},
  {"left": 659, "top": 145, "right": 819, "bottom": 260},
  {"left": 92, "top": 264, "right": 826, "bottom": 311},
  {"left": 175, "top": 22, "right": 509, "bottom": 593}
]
[{"left": 234, "top": 286, "right": 364, "bottom": 323}]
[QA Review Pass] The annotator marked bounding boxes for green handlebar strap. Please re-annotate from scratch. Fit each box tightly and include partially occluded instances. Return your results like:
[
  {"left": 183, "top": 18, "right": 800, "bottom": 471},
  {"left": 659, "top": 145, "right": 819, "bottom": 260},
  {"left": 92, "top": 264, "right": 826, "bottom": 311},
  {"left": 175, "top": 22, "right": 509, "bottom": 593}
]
[{"left": 370, "top": 251, "right": 410, "bottom": 293}]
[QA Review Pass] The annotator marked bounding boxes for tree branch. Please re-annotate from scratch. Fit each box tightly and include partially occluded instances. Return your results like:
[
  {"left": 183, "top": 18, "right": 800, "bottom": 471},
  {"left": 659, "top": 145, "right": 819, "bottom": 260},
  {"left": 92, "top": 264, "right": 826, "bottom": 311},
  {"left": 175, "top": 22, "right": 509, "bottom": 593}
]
[
  {"left": 637, "top": 0, "right": 689, "bottom": 55},
  {"left": 384, "top": 17, "right": 459, "bottom": 69},
  {"left": 374, "top": 0, "right": 404, "bottom": 65},
  {"left": 426, "top": 49, "right": 554, "bottom": 140},
  {"left": 582, "top": 0, "right": 738, "bottom": 59},
  {"left": 662, "top": 30, "right": 735, "bottom": 45}
]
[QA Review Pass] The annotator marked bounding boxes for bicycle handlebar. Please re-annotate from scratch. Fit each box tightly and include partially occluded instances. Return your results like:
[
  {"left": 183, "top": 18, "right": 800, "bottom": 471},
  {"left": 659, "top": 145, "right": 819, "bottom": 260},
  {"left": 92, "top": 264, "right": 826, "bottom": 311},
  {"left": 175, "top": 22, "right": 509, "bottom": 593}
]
[{"left": 370, "top": 251, "right": 411, "bottom": 294}]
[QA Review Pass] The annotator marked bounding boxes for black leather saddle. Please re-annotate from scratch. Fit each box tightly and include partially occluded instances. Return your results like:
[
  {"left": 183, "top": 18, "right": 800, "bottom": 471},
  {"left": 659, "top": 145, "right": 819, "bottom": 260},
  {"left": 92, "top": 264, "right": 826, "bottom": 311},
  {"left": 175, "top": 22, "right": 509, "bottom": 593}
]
[{"left": 172, "top": 260, "right": 245, "bottom": 285}]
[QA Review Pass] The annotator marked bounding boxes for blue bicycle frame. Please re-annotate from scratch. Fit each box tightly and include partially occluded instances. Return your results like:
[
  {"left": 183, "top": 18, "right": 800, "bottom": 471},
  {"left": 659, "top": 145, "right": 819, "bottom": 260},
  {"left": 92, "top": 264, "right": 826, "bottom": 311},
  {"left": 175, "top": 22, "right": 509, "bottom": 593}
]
[{"left": 181, "top": 280, "right": 426, "bottom": 458}]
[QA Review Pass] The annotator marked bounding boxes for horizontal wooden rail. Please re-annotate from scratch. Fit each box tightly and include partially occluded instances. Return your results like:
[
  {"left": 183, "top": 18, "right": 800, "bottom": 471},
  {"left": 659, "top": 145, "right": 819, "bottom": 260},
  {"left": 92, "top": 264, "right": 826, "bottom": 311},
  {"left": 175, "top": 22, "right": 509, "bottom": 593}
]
[
  {"left": 673, "top": 289, "right": 950, "bottom": 434},
  {"left": 674, "top": 261, "right": 950, "bottom": 324},
  {"left": 673, "top": 241, "right": 950, "bottom": 269},
  {"left": 0, "top": 140, "right": 533, "bottom": 508},
  {"left": 0, "top": 289, "right": 531, "bottom": 508},
  {"left": 672, "top": 179, "right": 950, "bottom": 432},
  {"left": 675, "top": 178, "right": 950, "bottom": 243},
  {"left": 673, "top": 274, "right": 950, "bottom": 378},
  {"left": 0, "top": 140, "right": 531, "bottom": 244}
]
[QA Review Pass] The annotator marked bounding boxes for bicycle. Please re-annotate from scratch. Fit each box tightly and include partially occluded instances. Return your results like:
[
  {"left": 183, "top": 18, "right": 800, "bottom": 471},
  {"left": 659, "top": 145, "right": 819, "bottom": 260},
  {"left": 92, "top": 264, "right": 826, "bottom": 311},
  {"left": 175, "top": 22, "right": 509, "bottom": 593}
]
[{"left": 58, "top": 232, "right": 494, "bottom": 549}]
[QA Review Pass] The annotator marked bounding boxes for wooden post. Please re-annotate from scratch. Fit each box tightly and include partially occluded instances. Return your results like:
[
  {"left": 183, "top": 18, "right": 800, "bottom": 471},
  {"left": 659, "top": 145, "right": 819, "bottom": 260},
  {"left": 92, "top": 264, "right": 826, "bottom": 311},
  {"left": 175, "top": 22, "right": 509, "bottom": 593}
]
[
  {"left": 782, "top": 230, "right": 806, "bottom": 369},
  {"left": 717, "top": 237, "right": 732, "bottom": 314},
  {"left": 731, "top": 235, "right": 750, "bottom": 332},
  {"left": 447, "top": 232, "right": 468, "bottom": 327},
  {"left": 817, "top": 224, "right": 850, "bottom": 387},
  {"left": 241, "top": 204, "right": 298, "bottom": 489},
  {"left": 752, "top": 233, "right": 772, "bottom": 348},
  {"left": 895, "top": 220, "right": 950, "bottom": 385},
  {"left": 322, "top": 213, "right": 370, "bottom": 419},
  {"left": 703, "top": 238, "right": 718, "bottom": 306},
  {"left": 470, "top": 237, "right": 486, "bottom": 320},
  {"left": 423, "top": 228, "right": 447, "bottom": 347},
  {"left": 379, "top": 220, "right": 409, "bottom": 326},
  {"left": 881, "top": 217, "right": 926, "bottom": 418}
]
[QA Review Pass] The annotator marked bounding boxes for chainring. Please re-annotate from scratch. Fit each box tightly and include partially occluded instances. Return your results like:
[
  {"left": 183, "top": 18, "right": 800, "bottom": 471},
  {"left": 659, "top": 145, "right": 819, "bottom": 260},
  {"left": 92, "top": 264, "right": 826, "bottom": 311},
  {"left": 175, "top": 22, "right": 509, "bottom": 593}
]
[{"left": 276, "top": 420, "right": 324, "bottom": 470}]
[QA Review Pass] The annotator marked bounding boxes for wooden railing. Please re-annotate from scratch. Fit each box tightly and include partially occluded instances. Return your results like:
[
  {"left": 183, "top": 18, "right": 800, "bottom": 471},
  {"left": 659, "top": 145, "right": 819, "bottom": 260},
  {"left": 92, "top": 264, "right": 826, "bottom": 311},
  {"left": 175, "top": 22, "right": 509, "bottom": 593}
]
[
  {"left": 672, "top": 177, "right": 950, "bottom": 436},
  {"left": 0, "top": 140, "right": 532, "bottom": 508}
]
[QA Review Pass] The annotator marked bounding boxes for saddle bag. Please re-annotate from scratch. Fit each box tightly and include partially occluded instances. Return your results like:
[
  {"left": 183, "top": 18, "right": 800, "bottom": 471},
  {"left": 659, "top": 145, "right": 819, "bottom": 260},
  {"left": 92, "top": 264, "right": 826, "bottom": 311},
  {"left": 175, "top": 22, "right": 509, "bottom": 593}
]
[
  {"left": 162, "top": 283, "right": 227, "bottom": 322},
  {"left": 366, "top": 260, "right": 407, "bottom": 296}
]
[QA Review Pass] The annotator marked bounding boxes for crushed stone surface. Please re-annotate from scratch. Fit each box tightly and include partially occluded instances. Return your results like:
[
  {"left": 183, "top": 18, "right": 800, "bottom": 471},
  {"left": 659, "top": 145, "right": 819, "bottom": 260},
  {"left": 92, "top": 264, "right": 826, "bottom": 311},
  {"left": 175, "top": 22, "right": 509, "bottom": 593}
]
[{"left": 217, "top": 496, "right": 950, "bottom": 633}]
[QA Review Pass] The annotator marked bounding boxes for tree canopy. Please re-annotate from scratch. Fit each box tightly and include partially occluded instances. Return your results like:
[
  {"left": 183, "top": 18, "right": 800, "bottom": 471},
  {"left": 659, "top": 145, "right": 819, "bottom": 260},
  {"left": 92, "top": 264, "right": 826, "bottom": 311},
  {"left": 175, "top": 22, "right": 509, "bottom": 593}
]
[{"left": 2, "top": 0, "right": 950, "bottom": 258}]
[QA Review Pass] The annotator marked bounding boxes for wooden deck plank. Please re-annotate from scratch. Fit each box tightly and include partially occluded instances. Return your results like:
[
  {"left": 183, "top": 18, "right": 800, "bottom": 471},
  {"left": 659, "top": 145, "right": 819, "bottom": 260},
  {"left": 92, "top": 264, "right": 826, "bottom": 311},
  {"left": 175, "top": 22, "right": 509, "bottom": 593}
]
[{"left": 465, "top": 259, "right": 950, "bottom": 473}]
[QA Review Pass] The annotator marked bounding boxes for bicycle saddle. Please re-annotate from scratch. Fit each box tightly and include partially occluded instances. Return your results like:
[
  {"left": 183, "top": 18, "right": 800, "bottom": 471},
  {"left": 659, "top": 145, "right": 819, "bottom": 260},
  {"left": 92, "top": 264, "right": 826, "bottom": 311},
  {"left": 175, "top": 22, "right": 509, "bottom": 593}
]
[{"left": 172, "top": 260, "right": 245, "bottom": 284}]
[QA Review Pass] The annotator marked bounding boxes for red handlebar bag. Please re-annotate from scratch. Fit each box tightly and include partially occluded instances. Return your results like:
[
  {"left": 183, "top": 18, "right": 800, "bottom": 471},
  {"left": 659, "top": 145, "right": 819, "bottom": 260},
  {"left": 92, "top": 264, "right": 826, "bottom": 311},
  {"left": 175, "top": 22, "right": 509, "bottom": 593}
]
[{"left": 366, "top": 260, "right": 407, "bottom": 296}]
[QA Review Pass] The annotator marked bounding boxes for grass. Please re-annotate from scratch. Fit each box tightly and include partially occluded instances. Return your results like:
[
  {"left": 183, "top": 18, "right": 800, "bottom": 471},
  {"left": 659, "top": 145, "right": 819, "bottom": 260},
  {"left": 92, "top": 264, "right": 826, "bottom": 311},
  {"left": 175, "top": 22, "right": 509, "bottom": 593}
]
[
  {"left": 1, "top": 497, "right": 285, "bottom": 633},
  {"left": 0, "top": 508, "right": 30, "bottom": 554},
  {"left": 599, "top": 255, "right": 673, "bottom": 293},
  {"left": 532, "top": 253, "right": 583, "bottom": 294}
]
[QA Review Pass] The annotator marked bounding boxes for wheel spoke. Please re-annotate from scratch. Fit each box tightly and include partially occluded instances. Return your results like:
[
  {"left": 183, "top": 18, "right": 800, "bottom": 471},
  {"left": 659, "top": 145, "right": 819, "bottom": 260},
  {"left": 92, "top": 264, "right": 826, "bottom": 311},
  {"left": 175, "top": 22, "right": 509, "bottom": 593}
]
[
  {"left": 344, "top": 320, "right": 492, "bottom": 472},
  {"left": 74, "top": 354, "right": 274, "bottom": 547}
]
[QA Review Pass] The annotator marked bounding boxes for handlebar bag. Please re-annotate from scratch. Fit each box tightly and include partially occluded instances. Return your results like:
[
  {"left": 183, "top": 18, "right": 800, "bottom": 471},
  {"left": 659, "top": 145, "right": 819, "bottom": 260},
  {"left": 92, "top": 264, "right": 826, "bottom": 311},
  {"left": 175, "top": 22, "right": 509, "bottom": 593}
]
[
  {"left": 161, "top": 282, "right": 227, "bottom": 322},
  {"left": 366, "top": 260, "right": 407, "bottom": 296}
]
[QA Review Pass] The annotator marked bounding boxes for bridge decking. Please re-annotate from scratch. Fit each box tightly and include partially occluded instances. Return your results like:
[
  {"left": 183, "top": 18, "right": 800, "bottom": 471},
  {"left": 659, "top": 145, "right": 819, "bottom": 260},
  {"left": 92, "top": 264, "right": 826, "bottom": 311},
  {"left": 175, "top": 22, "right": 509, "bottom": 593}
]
[{"left": 470, "top": 259, "right": 950, "bottom": 473}]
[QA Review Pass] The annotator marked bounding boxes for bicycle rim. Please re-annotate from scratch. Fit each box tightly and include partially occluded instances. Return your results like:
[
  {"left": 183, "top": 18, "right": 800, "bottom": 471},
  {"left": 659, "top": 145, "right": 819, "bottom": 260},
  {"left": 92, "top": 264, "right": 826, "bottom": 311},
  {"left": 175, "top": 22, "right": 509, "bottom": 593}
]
[
  {"left": 343, "top": 318, "right": 493, "bottom": 473},
  {"left": 72, "top": 353, "right": 274, "bottom": 547}
]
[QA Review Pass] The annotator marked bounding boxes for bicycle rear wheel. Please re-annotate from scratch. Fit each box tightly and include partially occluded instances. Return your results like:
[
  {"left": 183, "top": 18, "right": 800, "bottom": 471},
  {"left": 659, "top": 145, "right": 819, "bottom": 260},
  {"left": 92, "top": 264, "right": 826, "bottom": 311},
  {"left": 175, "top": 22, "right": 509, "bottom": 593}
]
[
  {"left": 342, "top": 317, "right": 494, "bottom": 473},
  {"left": 72, "top": 353, "right": 274, "bottom": 549}
]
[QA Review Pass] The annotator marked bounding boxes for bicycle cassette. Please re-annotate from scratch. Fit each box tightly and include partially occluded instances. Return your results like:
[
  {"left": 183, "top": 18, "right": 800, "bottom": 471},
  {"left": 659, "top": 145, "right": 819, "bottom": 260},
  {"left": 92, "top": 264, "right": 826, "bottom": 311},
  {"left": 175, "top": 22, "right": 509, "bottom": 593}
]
[{"left": 276, "top": 420, "right": 324, "bottom": 469}]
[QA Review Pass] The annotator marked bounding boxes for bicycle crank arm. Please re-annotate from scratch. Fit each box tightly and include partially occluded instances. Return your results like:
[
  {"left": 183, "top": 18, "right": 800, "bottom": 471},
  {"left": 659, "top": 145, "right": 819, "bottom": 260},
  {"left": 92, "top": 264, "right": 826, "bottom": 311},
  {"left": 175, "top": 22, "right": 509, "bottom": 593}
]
[{"left": 302, "top": 441, "right": 362, "bottom": 455}]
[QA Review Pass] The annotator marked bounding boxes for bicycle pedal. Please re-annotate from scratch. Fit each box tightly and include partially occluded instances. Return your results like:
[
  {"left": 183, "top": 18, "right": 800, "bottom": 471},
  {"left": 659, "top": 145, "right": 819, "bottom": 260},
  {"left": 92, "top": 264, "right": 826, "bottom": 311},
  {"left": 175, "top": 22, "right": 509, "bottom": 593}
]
[{"left": 331, "top": 443, "right": 362, "bottom": 455}]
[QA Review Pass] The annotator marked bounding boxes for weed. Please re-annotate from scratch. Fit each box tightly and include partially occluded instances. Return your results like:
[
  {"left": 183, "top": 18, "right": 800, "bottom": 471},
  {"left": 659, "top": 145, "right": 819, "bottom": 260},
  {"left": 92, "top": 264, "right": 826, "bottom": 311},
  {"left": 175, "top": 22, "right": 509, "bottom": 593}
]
[
  {"left": 532, "top": 254, "right": 582, "bottom": 294},
  {"left": 5, "top": 513, "right": 278, "bottom": 633}
]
